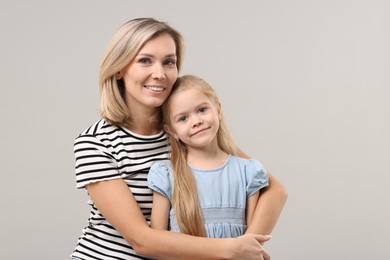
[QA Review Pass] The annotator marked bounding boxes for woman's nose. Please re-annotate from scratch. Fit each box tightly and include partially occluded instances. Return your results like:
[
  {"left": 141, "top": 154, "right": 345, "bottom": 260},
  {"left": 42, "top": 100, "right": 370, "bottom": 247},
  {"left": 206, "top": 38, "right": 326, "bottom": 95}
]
[{"left": 152, "top": 64, "right": 166, "bottom": 80}]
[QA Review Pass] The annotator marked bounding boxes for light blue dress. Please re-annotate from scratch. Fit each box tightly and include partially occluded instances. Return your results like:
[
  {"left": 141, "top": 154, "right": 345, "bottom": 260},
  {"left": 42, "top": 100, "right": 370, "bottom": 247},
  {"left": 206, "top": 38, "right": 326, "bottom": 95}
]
[{"left": 148, "top": 155, "right": 269, "bottom": 238}]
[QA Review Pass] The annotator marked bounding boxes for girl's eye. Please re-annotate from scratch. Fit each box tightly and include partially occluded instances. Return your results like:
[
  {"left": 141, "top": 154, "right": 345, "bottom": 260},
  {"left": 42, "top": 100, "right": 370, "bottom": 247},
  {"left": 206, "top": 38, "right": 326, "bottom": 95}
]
[
  {"left": 164, "top": 59, "right": 176, "bottom": 67},
  {"left": 177, "top": 115, "right": 188, "bottom": 122},
  {"left": 198, "top": 107, "right": 208, "bottom": 113}
]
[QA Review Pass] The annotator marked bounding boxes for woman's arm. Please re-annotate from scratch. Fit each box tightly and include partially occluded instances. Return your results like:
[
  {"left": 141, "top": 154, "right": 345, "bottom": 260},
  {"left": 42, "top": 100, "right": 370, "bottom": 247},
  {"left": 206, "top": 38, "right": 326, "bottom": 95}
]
[
  {"left": 246, "top": 173, "right": 288, "bottom": 235},
  {"left": 246, "top": 190, "right": 260, "bottom": 227},
  {"left": 150, "top": 191, "right": 170, "bottom": 230},
  {"left": 238, "top": 149, "right": 288, "bottom": 235},
  {"left": 87, "top": 178, "right": 271, "bottom": 260}
]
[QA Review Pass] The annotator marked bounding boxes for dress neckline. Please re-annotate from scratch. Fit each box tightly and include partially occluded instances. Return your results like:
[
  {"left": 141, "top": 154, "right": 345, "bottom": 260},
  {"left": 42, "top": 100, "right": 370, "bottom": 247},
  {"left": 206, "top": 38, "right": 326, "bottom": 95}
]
[{"left": 188, "top": 155, "right": 231, "bottom": 172}]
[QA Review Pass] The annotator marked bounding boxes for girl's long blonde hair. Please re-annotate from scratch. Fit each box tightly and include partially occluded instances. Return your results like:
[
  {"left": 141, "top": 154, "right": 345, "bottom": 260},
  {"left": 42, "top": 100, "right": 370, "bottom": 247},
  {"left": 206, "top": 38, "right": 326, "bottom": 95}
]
[
  {"left": 99, "top": 18, "right": 184, "bottom": 127},
  {"left": 162, "top": 75, "right": 240, "bottom": 237}
]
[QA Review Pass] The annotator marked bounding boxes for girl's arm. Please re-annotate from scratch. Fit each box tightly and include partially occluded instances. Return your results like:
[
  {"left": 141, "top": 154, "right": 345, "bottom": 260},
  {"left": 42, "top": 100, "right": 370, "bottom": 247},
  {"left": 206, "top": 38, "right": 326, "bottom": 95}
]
[
  {"left": 150, "top": 191, "right": 170, "bottom": 230},
  {"left": 87, "top": 178, "right": 271, "bottom": 260}
]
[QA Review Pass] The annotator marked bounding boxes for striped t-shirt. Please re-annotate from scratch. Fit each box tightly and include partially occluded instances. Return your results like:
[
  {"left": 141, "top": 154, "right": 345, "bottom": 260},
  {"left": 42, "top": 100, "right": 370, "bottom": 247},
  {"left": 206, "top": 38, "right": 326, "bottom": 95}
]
[{"left": 71, "top": 119, "right": 169, "bottom": 260}]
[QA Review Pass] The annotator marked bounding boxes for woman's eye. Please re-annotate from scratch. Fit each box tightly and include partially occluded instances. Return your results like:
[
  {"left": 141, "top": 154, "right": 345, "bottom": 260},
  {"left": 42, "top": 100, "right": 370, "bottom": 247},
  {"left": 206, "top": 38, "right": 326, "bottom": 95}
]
[
  {"left": 164, "top": 59, "right": 176, "bottom": 67},
  {"left": 139, "top": 58, "right": 151, "bottom": 64}
]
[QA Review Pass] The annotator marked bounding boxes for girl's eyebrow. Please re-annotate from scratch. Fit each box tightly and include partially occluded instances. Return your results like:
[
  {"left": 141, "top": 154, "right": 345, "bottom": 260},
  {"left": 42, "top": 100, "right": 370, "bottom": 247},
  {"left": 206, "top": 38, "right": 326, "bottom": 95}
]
[
  {"left": 194, "top": 102, "right": 210, "bottom": 109},
  {"left": 173, "top": 112, "right": 186, "bottom": 121}
]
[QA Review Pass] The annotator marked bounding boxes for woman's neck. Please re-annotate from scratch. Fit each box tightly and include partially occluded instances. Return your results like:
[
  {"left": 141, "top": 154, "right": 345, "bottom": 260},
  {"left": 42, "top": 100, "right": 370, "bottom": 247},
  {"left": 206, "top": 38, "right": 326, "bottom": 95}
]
[{"left": 124, "top": 107, "right": 162, "bottom": 135}]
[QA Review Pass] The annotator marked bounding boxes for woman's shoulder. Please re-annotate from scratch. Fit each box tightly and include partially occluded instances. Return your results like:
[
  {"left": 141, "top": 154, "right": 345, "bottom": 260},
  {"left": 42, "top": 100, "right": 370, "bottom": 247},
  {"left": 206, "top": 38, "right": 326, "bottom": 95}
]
[
  {"left": 76, "top": 119, "right": 118, "bottom": 138},
  {"left": 73, "top": 119, "right": 118, "bottom": 154}
]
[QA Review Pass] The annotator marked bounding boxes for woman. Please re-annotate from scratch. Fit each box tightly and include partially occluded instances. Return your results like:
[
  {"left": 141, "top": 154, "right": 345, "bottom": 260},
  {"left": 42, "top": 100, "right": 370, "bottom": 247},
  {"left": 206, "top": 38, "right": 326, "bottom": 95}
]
[{"left": 72, "top": 17, "right": 287, "bottom": 260}]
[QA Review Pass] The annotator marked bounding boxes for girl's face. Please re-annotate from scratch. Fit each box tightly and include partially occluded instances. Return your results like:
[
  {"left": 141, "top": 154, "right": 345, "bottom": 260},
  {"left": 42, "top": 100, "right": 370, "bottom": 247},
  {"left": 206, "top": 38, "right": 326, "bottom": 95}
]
[
  {"left": 166, "top": 87, "right": 221, "bottom": 150},
  {"left": 120, "top": 33, "right": 178, "bottom": 112}
]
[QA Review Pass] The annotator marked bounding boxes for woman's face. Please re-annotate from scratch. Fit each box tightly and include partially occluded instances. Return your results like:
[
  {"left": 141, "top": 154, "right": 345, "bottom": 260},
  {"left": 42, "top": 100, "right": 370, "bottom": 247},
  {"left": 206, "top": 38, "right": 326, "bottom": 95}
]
[{"left": 120, "top": 33, "right": 178, "bottom": 112}]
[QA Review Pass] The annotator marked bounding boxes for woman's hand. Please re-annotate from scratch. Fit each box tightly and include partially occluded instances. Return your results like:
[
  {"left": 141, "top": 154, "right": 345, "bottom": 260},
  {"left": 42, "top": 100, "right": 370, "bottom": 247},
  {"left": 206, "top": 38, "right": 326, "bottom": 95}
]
[{"left": 227, "top": 233, "right": 271, "bottom": 260}]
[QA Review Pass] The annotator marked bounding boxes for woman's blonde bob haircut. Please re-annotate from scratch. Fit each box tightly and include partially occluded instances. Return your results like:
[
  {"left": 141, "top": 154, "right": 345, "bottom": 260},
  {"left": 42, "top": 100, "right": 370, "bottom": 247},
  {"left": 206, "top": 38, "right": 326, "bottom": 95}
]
[{"left": 99, "top": 18, "right": 184, "bottom": 126}]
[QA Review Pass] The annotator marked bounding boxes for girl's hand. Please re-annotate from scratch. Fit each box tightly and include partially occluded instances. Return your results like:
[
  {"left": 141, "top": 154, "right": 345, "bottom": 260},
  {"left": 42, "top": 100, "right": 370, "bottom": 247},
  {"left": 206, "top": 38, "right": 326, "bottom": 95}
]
[{"left": 228, "top": 233, "right": 271, "bottom": 260}]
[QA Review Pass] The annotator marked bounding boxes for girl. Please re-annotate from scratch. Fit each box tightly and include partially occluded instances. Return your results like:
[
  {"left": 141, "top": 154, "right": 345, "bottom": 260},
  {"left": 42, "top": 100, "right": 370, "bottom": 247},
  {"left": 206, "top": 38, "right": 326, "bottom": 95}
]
[
  {"left": 148, "top": 75, "right": 269, "bottom": 238},
  {"left": 72, "top": 17, "right": 287, "bottom": 260}
]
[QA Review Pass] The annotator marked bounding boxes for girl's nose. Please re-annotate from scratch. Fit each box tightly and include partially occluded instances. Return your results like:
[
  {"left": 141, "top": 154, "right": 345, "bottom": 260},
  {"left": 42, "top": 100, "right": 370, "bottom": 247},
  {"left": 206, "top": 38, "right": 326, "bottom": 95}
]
[{"left": 192, "top": 115, "right": 203, "bottom": 127}]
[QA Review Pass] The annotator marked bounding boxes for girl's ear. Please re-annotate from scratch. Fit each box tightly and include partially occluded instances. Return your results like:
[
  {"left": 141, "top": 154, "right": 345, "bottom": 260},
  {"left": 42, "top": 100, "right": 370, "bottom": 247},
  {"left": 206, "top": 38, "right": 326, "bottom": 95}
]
[
  {"left": 217, "top": 102, "right": 222, "bottom": 120},
  {"left": 164, "top": 124, "right": 178, "bottom": 140}
]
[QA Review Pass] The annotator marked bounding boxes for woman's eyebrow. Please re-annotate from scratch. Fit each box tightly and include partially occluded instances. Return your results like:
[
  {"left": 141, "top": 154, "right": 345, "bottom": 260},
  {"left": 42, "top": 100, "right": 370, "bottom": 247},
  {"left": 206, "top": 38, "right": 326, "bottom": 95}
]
[{"left": 136, "top": 53, "right": 177, "bottom": 58}]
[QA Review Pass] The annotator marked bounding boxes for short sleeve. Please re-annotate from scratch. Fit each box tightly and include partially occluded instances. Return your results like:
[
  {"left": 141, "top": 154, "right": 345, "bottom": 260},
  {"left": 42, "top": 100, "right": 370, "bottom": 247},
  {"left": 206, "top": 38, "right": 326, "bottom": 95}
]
[
  {"left": 74, "top": 134, "right": 119, "bottom": 189},
  {"left": 245, "top": 159, "right": 269, "bottom": 197},
  {"left": 147, "top": 162, "right": 173, "bottom": 200}
]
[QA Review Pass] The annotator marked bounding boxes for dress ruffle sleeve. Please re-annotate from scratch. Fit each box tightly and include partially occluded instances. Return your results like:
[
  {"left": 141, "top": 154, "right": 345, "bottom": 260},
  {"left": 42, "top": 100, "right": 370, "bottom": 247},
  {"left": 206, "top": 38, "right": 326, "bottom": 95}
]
[
  {"left": 147, "top": 162, "right": 173, "bottom": 200},
  {"left": 245, "top": 159, "right": 269, "bottom": 197}
]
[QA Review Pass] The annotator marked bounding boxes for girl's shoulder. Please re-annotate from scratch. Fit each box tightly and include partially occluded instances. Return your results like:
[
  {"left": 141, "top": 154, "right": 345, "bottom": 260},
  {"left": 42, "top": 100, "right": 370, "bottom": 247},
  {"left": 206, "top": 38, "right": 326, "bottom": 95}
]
[
  {"left": 150, "top": 160, "right": 173, "bottom": 173},
  {"left": 148, "top": 160, "right": 174, "bottom": 199},
  {"left": 229, "top": 155, "right": 265, "bottom": 168}
]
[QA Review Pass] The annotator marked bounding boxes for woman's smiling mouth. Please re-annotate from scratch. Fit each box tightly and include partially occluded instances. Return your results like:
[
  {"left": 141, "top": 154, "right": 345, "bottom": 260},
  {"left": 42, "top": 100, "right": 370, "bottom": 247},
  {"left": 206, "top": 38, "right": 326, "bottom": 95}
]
[{"left": 145, "top": 85, "right": 165, "bottom": 92}]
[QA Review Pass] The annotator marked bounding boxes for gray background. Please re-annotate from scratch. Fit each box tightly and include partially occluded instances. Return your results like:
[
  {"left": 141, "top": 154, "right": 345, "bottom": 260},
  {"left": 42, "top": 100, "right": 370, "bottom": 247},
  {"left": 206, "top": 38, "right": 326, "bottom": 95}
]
[{"left": 1, "top": 0, "right": 389, "bottom": 259}]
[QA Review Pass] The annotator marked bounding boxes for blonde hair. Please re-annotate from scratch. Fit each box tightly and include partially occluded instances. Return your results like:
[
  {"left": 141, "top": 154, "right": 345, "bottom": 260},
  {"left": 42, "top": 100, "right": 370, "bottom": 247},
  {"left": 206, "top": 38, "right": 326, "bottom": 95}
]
[
  {"left": 99, "top": 18, "right": 184, "bottom": 126},
  {"left": 162, "top": 75, "right": 239, "bottom": 237}
]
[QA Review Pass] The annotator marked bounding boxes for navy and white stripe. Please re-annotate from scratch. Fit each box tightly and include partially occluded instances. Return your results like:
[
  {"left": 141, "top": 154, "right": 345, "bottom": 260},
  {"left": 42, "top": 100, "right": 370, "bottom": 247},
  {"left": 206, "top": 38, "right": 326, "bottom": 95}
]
[{"left": 71, "top": 119, "right": 169, "bottom": 260}]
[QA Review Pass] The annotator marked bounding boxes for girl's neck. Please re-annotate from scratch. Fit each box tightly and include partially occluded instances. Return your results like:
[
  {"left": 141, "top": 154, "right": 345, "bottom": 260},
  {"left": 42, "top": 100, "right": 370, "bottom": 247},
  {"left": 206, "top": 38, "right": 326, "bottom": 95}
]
[{"left": 187, "top": 145, "right": 228, "bottom": 169}]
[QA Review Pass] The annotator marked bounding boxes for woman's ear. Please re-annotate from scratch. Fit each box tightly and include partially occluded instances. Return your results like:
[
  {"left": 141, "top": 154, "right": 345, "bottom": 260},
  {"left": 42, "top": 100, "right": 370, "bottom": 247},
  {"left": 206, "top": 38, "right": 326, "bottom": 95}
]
[
  {"left": 164, "top": 124, "right": 178, "bottom": 140},
  {"left": 115, "top": 71, "right": 122, "bottom": 80}
]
